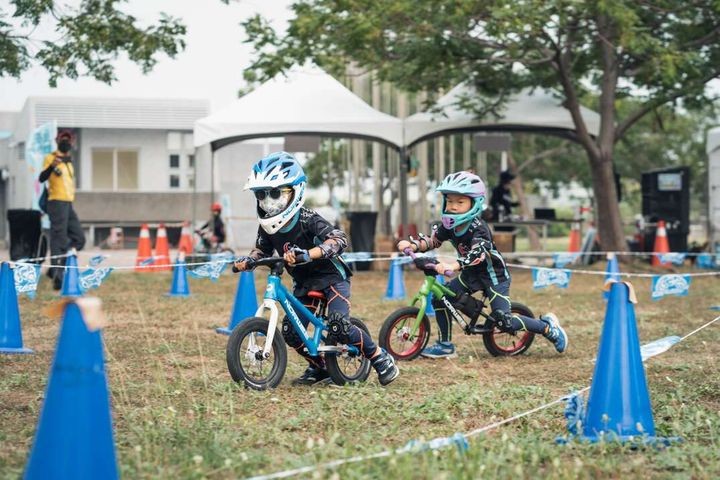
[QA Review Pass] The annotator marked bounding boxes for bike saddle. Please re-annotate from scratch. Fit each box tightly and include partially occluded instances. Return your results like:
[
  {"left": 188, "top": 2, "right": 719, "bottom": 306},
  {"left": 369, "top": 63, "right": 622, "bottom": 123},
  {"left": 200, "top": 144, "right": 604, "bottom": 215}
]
[{"left": 307, "top": 290, "right": 326, "bottom": 300}]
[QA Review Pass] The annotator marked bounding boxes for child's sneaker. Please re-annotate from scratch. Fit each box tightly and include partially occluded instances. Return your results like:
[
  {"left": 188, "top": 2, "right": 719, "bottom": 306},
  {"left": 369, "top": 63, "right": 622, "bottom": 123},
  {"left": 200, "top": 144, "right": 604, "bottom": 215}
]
[
  {"left": 371, "top": 349, "right": 400, "bottom": 386},
  {"left": 420, "top": 341, "right": 457, "bottom": 359},
  {"left": 540, "top": 313, "right": 568, "bottom": 353},
  {"left": 291, "top": 366, "right": 330, "bottom": 385}
]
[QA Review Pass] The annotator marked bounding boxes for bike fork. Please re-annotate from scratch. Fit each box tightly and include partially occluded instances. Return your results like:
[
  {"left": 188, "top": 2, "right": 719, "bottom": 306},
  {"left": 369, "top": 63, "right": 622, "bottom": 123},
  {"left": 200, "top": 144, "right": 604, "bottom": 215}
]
[{"left": 257, "top": 300, "right": 279, "bottom": 359}]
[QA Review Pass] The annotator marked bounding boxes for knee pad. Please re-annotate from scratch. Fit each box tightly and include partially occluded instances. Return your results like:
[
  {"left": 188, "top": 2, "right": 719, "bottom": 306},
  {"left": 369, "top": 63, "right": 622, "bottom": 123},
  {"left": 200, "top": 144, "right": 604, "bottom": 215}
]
[
  {"left": 281, "top": 316, "right": 302, "bottom": 347},
  {"left": 490, "top": 310, "right": 514, "bottom": 332},
  {"left": 326, "top": 311, "right": 352, "bottom": 344}
]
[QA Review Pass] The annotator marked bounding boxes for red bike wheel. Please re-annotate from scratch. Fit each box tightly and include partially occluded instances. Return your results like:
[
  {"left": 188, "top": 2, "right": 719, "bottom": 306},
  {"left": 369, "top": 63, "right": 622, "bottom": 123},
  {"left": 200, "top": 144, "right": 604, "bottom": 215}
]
[
  {"left": 482, "top": 302, "right": 536, "bottom": 356},
  {"left": 378, "top": 307, "right": 431, "bottom": 361}
]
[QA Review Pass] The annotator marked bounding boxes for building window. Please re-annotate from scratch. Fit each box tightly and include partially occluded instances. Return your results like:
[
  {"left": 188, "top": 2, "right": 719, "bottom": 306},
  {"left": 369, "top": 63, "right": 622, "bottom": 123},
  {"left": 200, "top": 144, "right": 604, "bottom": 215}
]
[
  {"left": 169, "top": 154, "right": 180, "bottom": 168},
  {"left": 170, "top": 174, "right": 180, "bottom": 188},
  {"left": 188, "top": 154, "right": 195, "bottom": 168},
  {"left": 92, "top": 149, "right": 139, "bottom": 191},
  {"left": 17, "top": 142, "right": 25, "bottom": 161}
]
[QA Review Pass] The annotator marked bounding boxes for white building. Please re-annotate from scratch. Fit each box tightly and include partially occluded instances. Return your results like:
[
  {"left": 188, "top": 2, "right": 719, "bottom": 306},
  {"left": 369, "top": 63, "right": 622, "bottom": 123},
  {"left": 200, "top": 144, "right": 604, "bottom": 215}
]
[
  {"left": 0, "top": 95, "right": 288, "bottom": 250},
  {"left": 0, "top": 96, "right": 217, "bottom": 247}
]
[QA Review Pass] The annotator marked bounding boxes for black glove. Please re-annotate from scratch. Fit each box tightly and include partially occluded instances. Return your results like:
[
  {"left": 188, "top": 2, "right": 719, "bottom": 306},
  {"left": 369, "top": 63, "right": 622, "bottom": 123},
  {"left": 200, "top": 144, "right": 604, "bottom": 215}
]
[
  {"left": 232, "top": 256, "right": 256, "bottom": 273},
  {"left": 290, "top": 248, "right": 311, "bottom": 265}
]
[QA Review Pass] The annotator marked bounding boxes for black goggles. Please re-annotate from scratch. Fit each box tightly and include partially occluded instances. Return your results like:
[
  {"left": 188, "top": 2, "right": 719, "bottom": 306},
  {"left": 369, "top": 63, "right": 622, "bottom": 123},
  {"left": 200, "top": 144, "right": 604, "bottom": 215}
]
[{"left": 254, "top": 188, "right": 291, "bottom": 201}]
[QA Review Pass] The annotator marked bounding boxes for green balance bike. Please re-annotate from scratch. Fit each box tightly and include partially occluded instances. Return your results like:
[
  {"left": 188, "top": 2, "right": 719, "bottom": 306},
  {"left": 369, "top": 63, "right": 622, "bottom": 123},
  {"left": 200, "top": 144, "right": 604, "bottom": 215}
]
[{"left": 378, "top": 250, "right": 535, "bottom": 360}]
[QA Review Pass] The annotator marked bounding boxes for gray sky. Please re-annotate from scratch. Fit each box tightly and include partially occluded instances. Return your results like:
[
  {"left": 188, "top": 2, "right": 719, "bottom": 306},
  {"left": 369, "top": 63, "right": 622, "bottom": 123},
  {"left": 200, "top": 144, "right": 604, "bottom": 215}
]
[{"left": 0, "top": 0, "right": 293, "bottom": 112}]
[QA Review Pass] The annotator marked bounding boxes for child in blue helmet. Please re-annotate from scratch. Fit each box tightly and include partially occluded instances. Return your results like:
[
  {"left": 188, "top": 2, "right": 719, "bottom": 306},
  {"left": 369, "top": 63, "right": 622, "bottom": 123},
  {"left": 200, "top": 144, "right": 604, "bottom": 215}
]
[
  {"left": 233, "top": 152, "right": 399, "bottom": 386},
  {"left": 397, "top": 171, "right": 568, "bottom": 358}
]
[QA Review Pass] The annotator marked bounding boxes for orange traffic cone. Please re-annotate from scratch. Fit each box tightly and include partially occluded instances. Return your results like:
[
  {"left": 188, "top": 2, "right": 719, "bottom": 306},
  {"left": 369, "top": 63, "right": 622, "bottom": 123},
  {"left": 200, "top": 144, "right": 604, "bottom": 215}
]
[
  {"left": 651, "top": 220, "right": 671, "bottom": 268},
  {"left": 135, "top": 224, "right": 153, "bottom": 272},
  {"left": 154, "top": 224, "right": 171, "bottom": 271},
  {"left": 567, "top": 221, "right": 582, "bottom": 253},
  {"left": 178, "top": 221, "right": 194, "bottom": 255}
]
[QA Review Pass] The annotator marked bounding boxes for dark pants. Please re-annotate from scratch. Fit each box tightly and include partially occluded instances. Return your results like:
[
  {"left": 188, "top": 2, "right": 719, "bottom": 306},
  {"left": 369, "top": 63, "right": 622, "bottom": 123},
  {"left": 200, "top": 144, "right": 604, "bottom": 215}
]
[
  {"left": 47, "top": 200, "right": 85, "bottom": 278},
  {"left": 282, "top": 280, "right": 379, "bottom": 369},
  {"left": 432, "top": 277, "right": 547, "bottom": 342}
]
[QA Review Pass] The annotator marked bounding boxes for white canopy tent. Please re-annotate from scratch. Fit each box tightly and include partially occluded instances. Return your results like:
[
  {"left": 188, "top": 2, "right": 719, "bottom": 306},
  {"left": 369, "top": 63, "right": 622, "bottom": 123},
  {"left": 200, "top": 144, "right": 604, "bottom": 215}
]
[
  {"left": 404, "top": 83, "right": 601, "bottom": 148},
  {"left": 193, "top": 66, "right": 602, "bottom": 234},
  {"left": 194, "top": 66, "right": 404, "bottom": 150}
]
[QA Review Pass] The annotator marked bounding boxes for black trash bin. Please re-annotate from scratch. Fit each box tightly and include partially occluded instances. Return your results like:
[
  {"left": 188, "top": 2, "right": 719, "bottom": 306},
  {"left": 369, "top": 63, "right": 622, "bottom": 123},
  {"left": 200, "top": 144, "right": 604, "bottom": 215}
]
[
  {"left": 346, "top": 211, "right": 377, "bottom": 271},
  {"left": 7, "top": 209, "right": 46, "bottom": 262}
]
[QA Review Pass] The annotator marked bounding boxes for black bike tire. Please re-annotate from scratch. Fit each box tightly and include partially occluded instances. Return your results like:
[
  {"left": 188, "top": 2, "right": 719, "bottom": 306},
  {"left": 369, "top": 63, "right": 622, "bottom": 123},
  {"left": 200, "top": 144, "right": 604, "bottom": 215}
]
[
  {"left": 378, "top": 306, "right": 431, "bottom": 361},
  {"left": 482, "top": 302, "right": 536, "bottom": 357},
  {"left": 325, "top": 317, "right": 372, "bottom": 386},
  {"left": 226, "top": 317, "right": 287, "bottom": 390}
]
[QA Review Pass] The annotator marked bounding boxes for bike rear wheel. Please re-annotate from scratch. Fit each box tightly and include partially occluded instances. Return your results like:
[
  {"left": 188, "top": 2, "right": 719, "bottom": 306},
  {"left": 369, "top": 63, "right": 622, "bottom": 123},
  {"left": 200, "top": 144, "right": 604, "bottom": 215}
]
[
  {"left": 378, "top": 306, "right": 431, "bottom": 361},
  {"left": 325, "top": 317, "right": 372, "bottom": 386},
  {"left": 482, "top": 302, "right": 536, "bottom": 357},
  {"left": 226, "top": 317, "right": 287, "bottom": 390}
]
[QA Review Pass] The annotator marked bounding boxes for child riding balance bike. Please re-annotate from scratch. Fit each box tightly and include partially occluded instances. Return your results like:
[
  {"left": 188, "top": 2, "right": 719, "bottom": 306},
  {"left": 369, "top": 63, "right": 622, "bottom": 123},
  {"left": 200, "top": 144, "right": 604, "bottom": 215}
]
[
  {"left": 230, "top": 152, "right": 399, "bottom": 388},
  {"left": 393, "top": 171, "right": 568, "bottom": 359}
]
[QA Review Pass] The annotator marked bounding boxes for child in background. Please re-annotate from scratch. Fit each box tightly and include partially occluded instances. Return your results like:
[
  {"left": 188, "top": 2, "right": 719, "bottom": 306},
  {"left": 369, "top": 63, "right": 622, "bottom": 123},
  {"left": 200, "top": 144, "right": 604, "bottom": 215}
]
[
  {"left": 397, "top": 171, "right": 568, "bottom": 358},
  {"left": 233, "top": 152, "right": 399, "bottom": 386}
]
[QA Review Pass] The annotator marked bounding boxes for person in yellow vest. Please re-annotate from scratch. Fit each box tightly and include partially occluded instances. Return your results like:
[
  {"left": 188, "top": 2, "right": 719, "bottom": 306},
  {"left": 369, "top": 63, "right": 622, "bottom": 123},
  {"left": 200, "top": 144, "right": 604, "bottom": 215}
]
[{"left": 38, "top": 130, "right": 85, "bottom": 290}]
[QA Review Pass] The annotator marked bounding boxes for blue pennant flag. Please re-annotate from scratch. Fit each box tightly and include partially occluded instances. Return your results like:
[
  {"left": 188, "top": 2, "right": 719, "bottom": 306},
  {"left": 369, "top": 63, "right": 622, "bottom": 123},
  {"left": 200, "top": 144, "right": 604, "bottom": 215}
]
[
  {"left": 696, "top": 253, "right": 717, "bottom": 269},
  {"left": 188, "top": 261, "right": 228, "bottom": 281},
  {"left": 88, "top": 254, "right": 108, "bottom": 267},
  {"left": 651, "top": 274, "right": 691, "bottom": 300},
  {"left": 79, "top": 267, "right": 113, "bottom": 292},
  {"left": 658, "top": 252, "right": 686, "bottom": 266},
  {"left": 553, "top": 252, "right": 580, "bottom": 269},
  {"left": 14, "top": 261, "right": 41, "bottom": 299},
  {"left": 532, "top": 268, "right": 571, "bottom": 289}
]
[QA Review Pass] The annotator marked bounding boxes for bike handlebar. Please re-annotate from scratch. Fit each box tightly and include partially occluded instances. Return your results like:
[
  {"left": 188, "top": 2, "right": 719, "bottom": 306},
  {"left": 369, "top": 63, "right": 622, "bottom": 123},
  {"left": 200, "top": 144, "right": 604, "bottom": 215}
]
[
  {"left": 402, "top": 248, "right": 455, "bottom": 277},
  {"left": 232, "top": 256, "right": 302, "bottom": 274}
]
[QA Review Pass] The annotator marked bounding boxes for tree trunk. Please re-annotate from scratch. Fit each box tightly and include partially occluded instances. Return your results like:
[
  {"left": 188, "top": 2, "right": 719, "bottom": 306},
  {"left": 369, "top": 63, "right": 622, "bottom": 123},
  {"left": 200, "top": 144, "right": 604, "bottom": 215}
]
[
  {"left": 589, "top": 153, "right": 626, "bottom": 252},
  {"left": 506, "top": 152, "right": 541, "bottom": 250}
]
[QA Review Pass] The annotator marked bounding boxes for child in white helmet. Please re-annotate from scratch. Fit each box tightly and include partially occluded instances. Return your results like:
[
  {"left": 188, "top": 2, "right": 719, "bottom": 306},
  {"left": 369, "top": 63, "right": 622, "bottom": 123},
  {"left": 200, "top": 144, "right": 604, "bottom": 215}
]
[
  {"left": 233, "top": 152, "right": 399, "bottom": 386},
  {"left": 398, "top": 171, "right": 568, "bottom": 358}
]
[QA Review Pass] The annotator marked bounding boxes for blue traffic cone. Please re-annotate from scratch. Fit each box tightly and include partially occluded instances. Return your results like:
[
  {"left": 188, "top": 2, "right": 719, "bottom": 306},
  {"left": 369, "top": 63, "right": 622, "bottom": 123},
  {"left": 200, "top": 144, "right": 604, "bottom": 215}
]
[
  {"left": 426, "top": 275, "right": 444, "bottom": 316},
  {"left": 24, "top": 301, "right": 118, "bottom": 479},
  {"left": 576, "top": 281, "right": 677, "bottom": 444},
  {"left": 167, "top": 255, "right": 190, "bottom": 298},
  {"left": 61, "top": 253, "right": 83, "bottom": 297},
  {"left": 216, "top": 271, "right": 258, "bottom": 335},
  {"left": 602, "top": 253, "right": 620, "bottom": 300},
  {"left": 0, "top": 262, "right": 33, "bottom": 354},
  {"left": 384, "top": 258, "right": 406, "bottom": 300}
]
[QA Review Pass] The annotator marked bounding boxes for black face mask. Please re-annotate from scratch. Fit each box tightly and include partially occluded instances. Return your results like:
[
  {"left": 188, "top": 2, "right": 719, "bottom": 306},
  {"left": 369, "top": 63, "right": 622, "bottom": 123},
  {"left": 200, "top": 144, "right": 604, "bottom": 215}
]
[{"left": 58, "top": 140, "right": 72, "bottom": 153}]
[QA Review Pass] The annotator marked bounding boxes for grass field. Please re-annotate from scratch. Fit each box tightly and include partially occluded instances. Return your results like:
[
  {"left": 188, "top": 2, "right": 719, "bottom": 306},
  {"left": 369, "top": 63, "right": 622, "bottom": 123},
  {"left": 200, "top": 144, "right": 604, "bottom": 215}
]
[{"left": 1, "top": 262, "right": 719, "bottom": 479}]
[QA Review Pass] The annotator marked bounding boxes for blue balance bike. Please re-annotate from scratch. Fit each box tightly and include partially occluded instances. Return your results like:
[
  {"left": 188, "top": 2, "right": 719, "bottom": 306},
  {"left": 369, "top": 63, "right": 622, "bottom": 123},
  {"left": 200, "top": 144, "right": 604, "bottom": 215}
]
[{"left": 226, "top": 257, "right": 371, "bottom": 390}]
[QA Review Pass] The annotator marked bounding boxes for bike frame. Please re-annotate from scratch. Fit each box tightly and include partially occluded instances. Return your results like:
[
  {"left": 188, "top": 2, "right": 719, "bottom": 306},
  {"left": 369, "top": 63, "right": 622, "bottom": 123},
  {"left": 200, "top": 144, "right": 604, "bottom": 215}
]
[
  {"left": 256, "top": 271, "right": 359, "bottom": 359},
  {"left": 407, "top": 274, "right": 488, "bottom": 337}
]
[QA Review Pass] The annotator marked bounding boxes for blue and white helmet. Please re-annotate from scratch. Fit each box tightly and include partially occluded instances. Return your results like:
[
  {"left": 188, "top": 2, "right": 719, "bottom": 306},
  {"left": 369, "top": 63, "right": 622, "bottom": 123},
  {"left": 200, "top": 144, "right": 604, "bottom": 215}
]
[
  {"left": 436, "top": 171, "right": 486, "bottom": 229},
  {"left": 245, "top": 152, "right": 307, "bottom": 234}
]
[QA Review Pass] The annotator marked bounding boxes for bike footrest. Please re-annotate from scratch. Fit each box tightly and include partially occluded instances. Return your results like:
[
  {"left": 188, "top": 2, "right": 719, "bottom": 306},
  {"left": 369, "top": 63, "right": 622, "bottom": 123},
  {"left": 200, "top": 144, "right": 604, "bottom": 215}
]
[{"left": 467, "top": 325, "right": 492, "bottom": 335}]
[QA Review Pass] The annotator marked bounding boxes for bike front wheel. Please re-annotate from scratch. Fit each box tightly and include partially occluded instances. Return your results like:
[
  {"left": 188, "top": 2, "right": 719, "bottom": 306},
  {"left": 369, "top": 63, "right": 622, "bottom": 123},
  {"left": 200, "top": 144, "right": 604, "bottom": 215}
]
[
  {"left": 378, "top": 306, "right": 431, "bottom": 361},
  {"left": 482, "top": 302, "right": 536, "bottom": 357},
  {"left": 325, "top": 317, "right": 372, "bottom": 386},
  {"left": 226, "top": 317, "right": 287, "bottom": 390}
]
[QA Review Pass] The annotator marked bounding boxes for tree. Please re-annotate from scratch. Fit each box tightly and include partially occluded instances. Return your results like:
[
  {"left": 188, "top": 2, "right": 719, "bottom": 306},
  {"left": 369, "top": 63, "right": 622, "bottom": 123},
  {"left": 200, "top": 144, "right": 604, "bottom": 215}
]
[
  {"left": 241, "top": 0, "right": 720, "bottom": 252},
  {"left": 1, "top": 0, "right": 185, "bottom": 86}
]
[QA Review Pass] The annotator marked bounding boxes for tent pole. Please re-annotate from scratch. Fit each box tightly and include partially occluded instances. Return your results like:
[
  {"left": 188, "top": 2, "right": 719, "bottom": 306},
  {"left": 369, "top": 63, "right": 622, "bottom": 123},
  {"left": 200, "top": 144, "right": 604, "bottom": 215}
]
[
  {"left": 399, "top": 147, "right": 409, "bottom": 238},
  {"left": 210, "top": 149, "right": 215, "bottom": 204}
]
